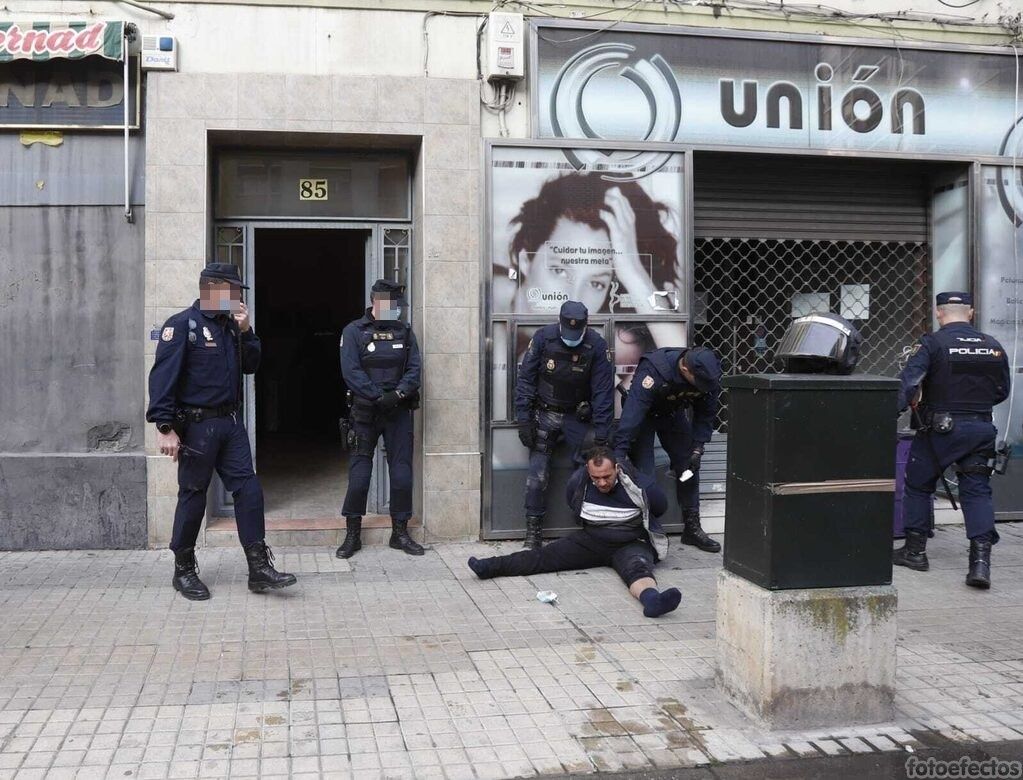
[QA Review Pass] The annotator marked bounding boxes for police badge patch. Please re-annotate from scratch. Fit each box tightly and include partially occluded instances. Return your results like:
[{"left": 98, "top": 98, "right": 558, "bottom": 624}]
[
  {"left": 161, "top": 327, "right": 174, "bottom": 342},
  {"left": 546, "top": 359, "right": 555, "bottom": 371},
  {"left": 642, "top": 375, "right": 655, "bottom": 389}
]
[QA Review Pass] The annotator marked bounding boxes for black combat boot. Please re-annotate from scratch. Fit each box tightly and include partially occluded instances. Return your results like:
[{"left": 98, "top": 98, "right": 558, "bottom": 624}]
[
  {"left": 243, "top": 542, "right": 297, "bottom": 592},
  {"left": 965, "top": 537, "right": 992, "bottom": 589},
  {"left": 172, "top": 547, "right": 211, "bottom": 601},
  {"left": 893, "top": 528, "right": 929, "bottom": 571},
  {"left": 681, "top": 510, "right": 720, "bottom": 553},
  {"left": 335, "top": 517, "right": 362, "bottom": 559},
  {"left": 389, "top": 519, "right": 425, "bottom": 555},
  {"left": 524, "top": 515, "right": 544, "bottom": 550}
]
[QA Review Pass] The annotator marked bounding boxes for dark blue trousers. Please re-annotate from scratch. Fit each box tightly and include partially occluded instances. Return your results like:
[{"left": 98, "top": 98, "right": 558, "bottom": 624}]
[
  {"left": 629, "top": 410, "right": 699, "bottom": 512},
  {"left": 171, "top": 414, "right": 265, "bottom": 552},
  {"left": 524, "top": 409, "right": 592, "bottom": 517},
  {"left": 342, "top": 409, "right": 414, "bottom": 522},
  {"left": 903, "top": 419, "right": 999, "bottom": 543}
]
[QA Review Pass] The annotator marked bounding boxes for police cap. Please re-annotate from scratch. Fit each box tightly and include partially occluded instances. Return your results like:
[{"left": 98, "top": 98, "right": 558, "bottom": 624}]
[
  {"left": 559, "top": 300, "right": 588, "bottom": 341},
  {"left": 682, "top": 347, "right": 722, "bottom": 393},
  {"left": 371, "top": 278, "right": 407, "bottom": 303},
  {"left": 200, "top": 262, "right": 248, "bottom": 289},
  {"left": 936, "top": 291, "right": 973, "bottom": 306}
]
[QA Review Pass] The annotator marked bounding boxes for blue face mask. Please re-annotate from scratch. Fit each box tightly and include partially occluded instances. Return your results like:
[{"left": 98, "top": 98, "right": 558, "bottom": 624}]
[
  {"left": 561, "top": 333, "right": 584, "bottom": 348},
  {"left": 378, "top": 306, "right": 401, "bottom": 321}
]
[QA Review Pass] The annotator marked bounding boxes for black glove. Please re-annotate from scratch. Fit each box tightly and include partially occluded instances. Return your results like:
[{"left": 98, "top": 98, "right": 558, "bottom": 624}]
[
  {"left": 688, "top": 447, "right": 704, "bottom": 471},
  {"left": 377, "top": 391, "right": 402, "bottom": 412},
  {"left": 518, "top": 422, "right": 536, "bottom": 450}
]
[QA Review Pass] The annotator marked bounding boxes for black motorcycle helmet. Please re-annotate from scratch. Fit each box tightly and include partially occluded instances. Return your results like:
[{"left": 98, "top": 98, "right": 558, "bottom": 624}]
[{"left": 776, "top": 312, "right": 863, "bottom": 375}]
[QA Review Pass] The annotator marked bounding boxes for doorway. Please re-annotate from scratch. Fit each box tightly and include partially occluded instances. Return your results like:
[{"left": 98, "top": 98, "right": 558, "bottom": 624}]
[{"left": 254, "top": 228, "right": 368, "bottom": 519}]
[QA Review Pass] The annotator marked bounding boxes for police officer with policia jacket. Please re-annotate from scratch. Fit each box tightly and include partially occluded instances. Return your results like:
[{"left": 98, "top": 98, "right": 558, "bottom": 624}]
[
  {"left": 147, "top": 263, "right": 296, "bottom": 600},
  {"left": 467, "top": 446, "right": 682, "bottom": 618},
  {"left": 336, "top": 279, "right": 423, "bottom": 559},
  {"left": 894, "top": 291, "right": 1010, "bottom": 589},
  {"left": 613, "top": 346, "right": 723, "bottom": 553},
  {"left": 515, "top": 301, "right": 614, "bottom": 550}
]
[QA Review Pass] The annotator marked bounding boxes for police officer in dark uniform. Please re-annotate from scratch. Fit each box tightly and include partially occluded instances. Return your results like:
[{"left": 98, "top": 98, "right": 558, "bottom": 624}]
[
  {"left": 147, "top": 263, "right": 296, "bottom": 600},
  {"left": 336, "top": 279, "right": 423, "bottom": 559},
  {"left": 894, "top": 292, "right": 1010, "bottom": 588},
  {"left": 515, "top": 301, "right": 614, "bottom": 550},
  {"left": 613, "top": 346, "right": 723, "bottom": 553}
]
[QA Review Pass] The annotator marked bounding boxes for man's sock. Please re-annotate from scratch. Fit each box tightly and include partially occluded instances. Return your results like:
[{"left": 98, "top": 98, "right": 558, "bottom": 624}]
[
  {"left": 639, "top": 587, "right": 682, "bottom": 618},
  {"left": 467, "top": 556, "right": 496, "bottom": 579}
]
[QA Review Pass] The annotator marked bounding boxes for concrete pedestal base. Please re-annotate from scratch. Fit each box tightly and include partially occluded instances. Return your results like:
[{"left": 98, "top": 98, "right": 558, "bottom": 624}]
[{"left": 716, "top": 570, "right": 897, "bottom": 730}]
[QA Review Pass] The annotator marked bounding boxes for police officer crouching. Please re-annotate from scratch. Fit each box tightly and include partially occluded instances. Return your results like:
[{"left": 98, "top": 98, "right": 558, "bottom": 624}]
[
  {"left": 894, "top": 292, "right": 1010, "bottom": 588},
  {"left": 613, "top": 346, "right": 723, "bottom": 553},
  {"left": 515, "top": 301, "right": 614, "bottom": 549},
  {"left": 336, "top": 279, "right": 423, "bottom": 558},
  {"left": 146, "top": 263, "right": 296, "bottom": 600}
]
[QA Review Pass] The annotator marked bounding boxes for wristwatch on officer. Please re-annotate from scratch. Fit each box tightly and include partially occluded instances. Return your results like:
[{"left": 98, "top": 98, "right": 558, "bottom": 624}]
[
  {"left": 156, "top": 422, "right": 174, "bottom": 435},
  {"left": 395, "top": 390, "right": 406, "bottom": 400}
]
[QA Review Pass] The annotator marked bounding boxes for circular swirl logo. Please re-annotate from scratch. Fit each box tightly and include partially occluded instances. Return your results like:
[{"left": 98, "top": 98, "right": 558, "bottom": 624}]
[
  {"left": 548, "top": 43, "right": 681, "bottom": 179},
  {"left": 997, "top": 117, "right": 1023, "bottom": 227}
]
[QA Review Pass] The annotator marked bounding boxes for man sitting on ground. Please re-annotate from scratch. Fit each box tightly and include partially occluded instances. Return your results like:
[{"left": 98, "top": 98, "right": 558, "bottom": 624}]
[{"left": 467, "top": 446, "right": 681, "bottom": 618}]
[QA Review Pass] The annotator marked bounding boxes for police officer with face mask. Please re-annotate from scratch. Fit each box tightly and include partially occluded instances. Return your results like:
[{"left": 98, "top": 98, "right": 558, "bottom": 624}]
[
  {"left": 337, "top": 279, "right": 423, "bottom": 558},
  {"left": 894, "top": 292, "right": 1010, "bottom": 588},
  {"left": 515, "top": 301, "right": 614, "bottom": 549},
  {"left": 613, "top": 346, "right": 723, "bottom": 554}
]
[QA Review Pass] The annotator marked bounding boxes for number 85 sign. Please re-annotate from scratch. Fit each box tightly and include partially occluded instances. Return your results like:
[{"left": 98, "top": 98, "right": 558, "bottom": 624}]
[{"left": 298, "top": 178, "right": 328, "bottom": 201}]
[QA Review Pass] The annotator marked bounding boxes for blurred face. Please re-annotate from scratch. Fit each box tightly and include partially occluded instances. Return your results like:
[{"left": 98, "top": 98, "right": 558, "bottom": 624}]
[
  {"left": 587, "top": 458, "right": 618, "bottom": 494},
  {"left": 372, "top": 293, "right": 402, "bottom": 320},
  {"left": 199, "top": 280, "right": 240, "bottom": 313},
  {"left": 517, "top": 218, "right": 612, "bottom": 313}
]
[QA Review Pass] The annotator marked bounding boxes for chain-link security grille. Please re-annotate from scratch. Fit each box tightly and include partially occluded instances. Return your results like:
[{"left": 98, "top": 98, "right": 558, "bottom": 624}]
[{"left": 692, "top": 238, "right": 931, "bottom": 433}]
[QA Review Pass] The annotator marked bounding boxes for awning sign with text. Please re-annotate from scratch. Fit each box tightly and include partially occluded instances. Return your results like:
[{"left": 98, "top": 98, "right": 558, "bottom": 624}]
[
  {"left": 0, "top": 21, "right": 124, "bottom": 62},
  {"left": 536, "top": 22, "right": 1022, "bottom": 158}
]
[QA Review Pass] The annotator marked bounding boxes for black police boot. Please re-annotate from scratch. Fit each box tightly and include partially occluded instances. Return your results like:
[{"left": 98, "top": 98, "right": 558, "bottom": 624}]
[
  {"left": 172, "top": 547, "right": 211, "bottom": 601},
  {"left": 335, "top": 517, "right": 362, "bottom": 559},
  {"left": 966, "top": 538, "right": 992, "bottom": 589},
  {"left": 389, "top": 519, "right": 425, "bottom": 556},
  {"left": 243, "top": 541, "right": 297, "bottom": 592},
  {"left": 893, "top": 529, "right": 929, "bottom": 571},
  {"left": 681, "top": 510, "right": 721, "bottom": 553},
  {"left": 524, "top": 515, "right": 544, "bottom": 550}
]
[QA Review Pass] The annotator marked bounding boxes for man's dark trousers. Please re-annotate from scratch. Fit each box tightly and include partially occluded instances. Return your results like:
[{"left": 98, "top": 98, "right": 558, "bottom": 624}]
[{"left": 171, "top": 414, "right": 265, "bottom": 552}]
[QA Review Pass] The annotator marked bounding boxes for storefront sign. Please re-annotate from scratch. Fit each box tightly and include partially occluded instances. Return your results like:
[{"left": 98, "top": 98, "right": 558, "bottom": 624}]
[
  {"left": 536, "top": 23, "right": 1022, "bottom": 158},
  {"left": 0, "top": 56, "right": 139, "bottom": 129},
  {"left": 0, "top": 21, "right": 124, "bottom": 62}
]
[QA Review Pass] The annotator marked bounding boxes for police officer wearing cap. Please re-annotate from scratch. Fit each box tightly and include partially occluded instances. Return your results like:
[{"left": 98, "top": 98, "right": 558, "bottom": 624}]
[
  {"left": 894, "top": 291, "right": 1010, "bottom": 588},
  {"left": 613, "top": 346, "right": 723, "bottom": 553},
  {"left": 337, "top": 279, "right": 423, "bottom": 558},
  {"left": 147, "top": 263, "right": 297, "bottom": 600},
  {"left": 515, "top": 301, "right": 614, "bottom": 550}
]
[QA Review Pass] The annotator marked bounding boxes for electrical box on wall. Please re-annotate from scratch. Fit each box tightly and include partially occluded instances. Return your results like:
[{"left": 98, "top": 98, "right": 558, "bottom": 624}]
[
  {"left": 484, "top": 12, "right": 524, "bottom": 82},
  {"left": 141, "top": 36, "right": 178, "bottom": 71}
]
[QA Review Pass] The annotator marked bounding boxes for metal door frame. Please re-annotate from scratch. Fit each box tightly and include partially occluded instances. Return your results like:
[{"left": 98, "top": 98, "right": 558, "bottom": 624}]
[{"left": 209, "top": 219, "right": 413, "bottom": 517}]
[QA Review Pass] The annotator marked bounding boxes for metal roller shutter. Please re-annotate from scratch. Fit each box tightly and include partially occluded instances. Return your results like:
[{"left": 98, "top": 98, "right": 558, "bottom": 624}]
[{"left": 692, "top": 152, "right": 932, "bottom": 500}]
